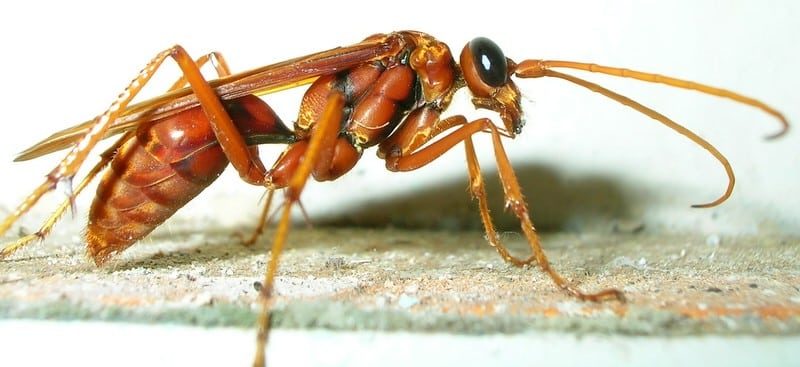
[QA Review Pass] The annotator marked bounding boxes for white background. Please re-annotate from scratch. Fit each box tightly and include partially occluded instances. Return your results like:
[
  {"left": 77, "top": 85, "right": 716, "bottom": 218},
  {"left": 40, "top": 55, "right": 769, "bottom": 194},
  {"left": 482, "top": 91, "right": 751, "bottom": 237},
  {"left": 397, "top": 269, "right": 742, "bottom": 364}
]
[{"left": 0, "top": 0, "right": 797, "bottom": 235}]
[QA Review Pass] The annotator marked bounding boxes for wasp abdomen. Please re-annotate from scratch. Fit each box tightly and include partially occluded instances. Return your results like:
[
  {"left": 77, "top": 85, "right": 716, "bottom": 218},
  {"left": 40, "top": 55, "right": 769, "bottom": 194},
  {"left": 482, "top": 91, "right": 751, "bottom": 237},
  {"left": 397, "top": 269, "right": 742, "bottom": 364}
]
[{"left": 86, "top": 95, "right": 290, "bottom": 264}]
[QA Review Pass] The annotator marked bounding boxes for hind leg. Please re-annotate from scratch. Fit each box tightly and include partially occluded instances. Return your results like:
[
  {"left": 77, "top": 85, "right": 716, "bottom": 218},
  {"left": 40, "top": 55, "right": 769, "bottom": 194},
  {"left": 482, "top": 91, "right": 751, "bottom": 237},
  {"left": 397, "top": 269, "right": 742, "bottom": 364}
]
[{"left": 1, "top": 51, "right": 234, "bottom": 259}]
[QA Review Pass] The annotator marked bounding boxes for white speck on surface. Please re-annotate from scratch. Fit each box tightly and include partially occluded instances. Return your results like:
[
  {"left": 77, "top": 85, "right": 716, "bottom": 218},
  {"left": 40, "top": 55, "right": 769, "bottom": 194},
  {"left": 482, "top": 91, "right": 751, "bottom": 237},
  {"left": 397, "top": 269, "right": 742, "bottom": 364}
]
[
  {"left": 607, "top": 256, "right": 647, "bottom": 270},
  {"left": 725, "top": 275, "right": 740, "bottom": 282},
  {"left": 398, "top": 294, "right": 419, "bottom": 309},
  {"left": 706, "top": 234, "right": 721, "bottom": 247}
]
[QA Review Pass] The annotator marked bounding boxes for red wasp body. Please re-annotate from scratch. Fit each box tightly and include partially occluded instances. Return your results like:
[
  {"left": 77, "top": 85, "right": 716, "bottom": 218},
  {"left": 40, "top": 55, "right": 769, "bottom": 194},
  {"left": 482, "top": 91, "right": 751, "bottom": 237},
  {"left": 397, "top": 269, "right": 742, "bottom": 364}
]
[
  {"left": 87, "top": 95, "right": 292, "bottom": 262},
  {"left": 0, "top": 31, "right": 787, "bottom": 367}
]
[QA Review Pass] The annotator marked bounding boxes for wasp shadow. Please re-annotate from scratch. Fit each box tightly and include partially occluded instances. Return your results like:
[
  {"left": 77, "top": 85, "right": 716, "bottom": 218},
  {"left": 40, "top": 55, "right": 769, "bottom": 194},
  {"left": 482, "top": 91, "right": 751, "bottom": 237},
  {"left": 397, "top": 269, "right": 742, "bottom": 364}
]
[
  {"left": 108, "top": 163, "right": 645, "bottom": 270},
  {"left": 315, "top": 163, "right": 645, "bottom": 233}
]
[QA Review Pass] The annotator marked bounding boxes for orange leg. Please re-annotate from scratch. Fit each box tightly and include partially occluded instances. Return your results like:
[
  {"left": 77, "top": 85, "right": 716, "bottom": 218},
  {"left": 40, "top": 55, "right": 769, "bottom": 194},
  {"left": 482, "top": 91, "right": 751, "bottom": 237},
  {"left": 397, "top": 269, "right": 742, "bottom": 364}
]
[
  {"left": 169, "top": 51, "right": 231, "bottom": 90},
  {"left": 478, "top": 124, "right": 622, "bottom": 301},
  {"left": 0, "top": 47, "right": 165, "bottom": 239},
  {"left": 386, "top": 117, "right": 623, "bottom": 302},
  {"left": 0, "top": 51, "right": 234, "bottom": 259},
  {"left": 239, "top": 189, "right": 276, "bottom": 246},
  {"left": 0, "top": 46, "right": 264, "bottom": 239},
  {"left": 463, "top": 136, "right": 536, "bottom": 267},
  {"left": 0, "top": 133, "right": 131, "bottom": 258},
  {"left": 238, "top": 189, "right": 317, "bottom": 247},
  {"left": 253, "top": 92, "right": 346, "bottom": 367}
]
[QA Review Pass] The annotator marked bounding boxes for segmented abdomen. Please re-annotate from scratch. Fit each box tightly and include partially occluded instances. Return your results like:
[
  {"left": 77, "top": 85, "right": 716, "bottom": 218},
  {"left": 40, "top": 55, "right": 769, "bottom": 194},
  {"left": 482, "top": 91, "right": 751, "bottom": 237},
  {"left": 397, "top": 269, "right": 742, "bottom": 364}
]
[{"left": 86, "top": 95, "right": 288, "bottom": 264}]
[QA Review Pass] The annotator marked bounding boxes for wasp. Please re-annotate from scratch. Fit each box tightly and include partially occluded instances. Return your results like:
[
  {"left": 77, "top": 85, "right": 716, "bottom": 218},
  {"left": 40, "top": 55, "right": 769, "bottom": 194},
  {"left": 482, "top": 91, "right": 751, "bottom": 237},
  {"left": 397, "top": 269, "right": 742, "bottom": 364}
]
[{"left": 0, "top": 31, "right": 787, "bottom": 366}]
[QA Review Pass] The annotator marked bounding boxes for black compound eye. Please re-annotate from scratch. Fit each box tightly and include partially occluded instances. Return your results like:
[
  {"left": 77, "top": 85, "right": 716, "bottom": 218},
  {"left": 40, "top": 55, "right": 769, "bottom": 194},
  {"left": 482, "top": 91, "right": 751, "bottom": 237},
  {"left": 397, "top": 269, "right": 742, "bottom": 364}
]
[{"left": 469, "top": 37, "right": 508, "bottom": 88}]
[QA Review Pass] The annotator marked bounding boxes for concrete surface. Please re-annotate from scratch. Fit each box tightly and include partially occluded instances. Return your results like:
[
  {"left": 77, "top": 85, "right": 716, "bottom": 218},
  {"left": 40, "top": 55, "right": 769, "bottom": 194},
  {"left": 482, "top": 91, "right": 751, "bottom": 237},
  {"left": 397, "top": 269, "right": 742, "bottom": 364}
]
[{"left": 1, "top": 225, "right": 799, "bottom": 366}]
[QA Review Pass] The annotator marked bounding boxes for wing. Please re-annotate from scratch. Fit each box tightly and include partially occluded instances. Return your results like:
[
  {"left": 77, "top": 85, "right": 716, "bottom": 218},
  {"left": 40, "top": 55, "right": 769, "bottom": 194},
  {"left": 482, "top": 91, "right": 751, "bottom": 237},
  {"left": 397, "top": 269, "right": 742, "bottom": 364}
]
[{"left": 15, "top": 33, "right": 407, "bottom": 162}]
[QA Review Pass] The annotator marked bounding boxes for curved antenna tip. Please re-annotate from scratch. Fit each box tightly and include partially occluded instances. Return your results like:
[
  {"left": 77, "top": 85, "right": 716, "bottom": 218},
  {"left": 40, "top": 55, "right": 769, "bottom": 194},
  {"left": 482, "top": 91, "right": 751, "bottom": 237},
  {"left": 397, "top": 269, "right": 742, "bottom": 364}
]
[
  {"left": 690, "top": 196, "right": 727, "bottom": 209},
  {"left": 763, "top": 113, "right": 789, "bottom": 140},
  {"left": 691, "top": 202, "right": 717, "bottom": 209},
  {"left": 691, "top": 180, "right": 734, "bottom": 209},
  {"left": 764, "top": 124, "right": 789, "bottom": 140}
]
